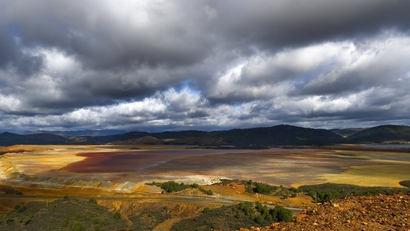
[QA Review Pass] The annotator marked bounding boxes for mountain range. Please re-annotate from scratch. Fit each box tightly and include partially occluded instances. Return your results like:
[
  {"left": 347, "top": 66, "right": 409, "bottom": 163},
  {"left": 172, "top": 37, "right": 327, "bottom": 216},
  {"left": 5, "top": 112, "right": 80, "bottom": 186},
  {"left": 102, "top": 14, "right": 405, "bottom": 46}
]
[{"left": 1, "top": 124, "right": 410, "bottom": 147}]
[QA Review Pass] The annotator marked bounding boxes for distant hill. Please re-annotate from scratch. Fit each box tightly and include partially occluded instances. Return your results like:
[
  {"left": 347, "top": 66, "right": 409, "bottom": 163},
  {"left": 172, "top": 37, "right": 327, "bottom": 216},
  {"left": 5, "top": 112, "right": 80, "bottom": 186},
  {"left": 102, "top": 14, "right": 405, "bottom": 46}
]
[
  {"left": 331, "top": 128, "right": 366, "bottom": 138},
  {"left": 0, "top": 132, "right": 61, "bottom": 146},
  {"left": 23, "top": 129, "right": 127, "bottom": 136},
  {"left": 112, "top": 125, "right": 344, "bottom": 147},
  {"left": 214, "top": 125, "right": 344, "bottom": 147},
  {"left": 347, "top": 125, "right": 410, "bottom": 143},
  {"left": 26, "top": 133, "right": 69, "bottom": 143},
  {"left": 111, "top": 136, "right": 163, "bottom": 145},
  {"left": 2, "top": 124, "right": 410, "bottom": 147}
]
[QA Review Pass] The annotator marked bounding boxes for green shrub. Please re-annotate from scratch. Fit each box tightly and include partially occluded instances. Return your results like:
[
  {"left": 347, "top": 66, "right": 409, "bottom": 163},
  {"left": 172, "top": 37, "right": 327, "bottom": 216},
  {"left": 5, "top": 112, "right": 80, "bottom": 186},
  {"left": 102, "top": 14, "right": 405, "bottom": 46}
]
[
  {"left": 399, "top": 180, "right": 410, "bottom": 188},
  {"left": 92, "top": 217, "right": 99, "bottom": 225},
  {"left": 14, "top": 205, "right": 28, "bottom": 213},
  {"left": 271, "top": 206, "right": 292, "bottom": 222},
  {"left": 22, "top": 215, "right": 32, "bottom": 225},
  {"left": 191, "top": 183, "right": 199, "bottom": 188},
  {"left": 255, "top": 215, "right": 264, "bottom": 224},
  {"left": 253, "top": 182, "right": 276, "bottom": 194},
  {"left": 61, "top": 218, "right": 69, "bottom": 227},
  {"left": 71, "top": 221, "right": 86, "bottom": 231},
  {"left": 161, "top": 181, "right": 180, "bottom": 192},
  {"left": 2, "top": 214, "right": 11, "bottom": 224},
  {"left": 114, "top": 212, "right": 121, "bottom": 219}
]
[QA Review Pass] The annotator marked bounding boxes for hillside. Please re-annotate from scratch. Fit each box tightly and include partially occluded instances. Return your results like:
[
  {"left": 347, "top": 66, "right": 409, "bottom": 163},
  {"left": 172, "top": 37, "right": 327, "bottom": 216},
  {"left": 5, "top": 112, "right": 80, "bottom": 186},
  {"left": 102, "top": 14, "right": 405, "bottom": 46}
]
[
  {"left": 111, "top": 136, "right": 163, "bottom": 145},
  {"left": 347, "top": 125, "right": 410, "bottom": 143},
  {"left": 243, "top": 193, "right": 410, "bottom": 231},
  {"left": 26, "top": 133, "right": 69, "bottom": 143},
  {"left": 0, "top": 197, "right": 127, "bottom": 231},
  {"left": 214, "top": 125, "right": 344, "bottom": 147},
  {"left": 331, "top": 128, "right": 366, "bottom": 137}
]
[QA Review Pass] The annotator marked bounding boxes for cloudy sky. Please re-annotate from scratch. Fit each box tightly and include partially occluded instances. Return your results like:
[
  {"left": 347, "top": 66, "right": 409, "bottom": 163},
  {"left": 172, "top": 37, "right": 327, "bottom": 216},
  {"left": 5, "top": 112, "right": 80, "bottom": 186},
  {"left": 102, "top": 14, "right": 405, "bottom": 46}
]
[{"left": 1, "top": 0, "right": 410, "bottom": 133}]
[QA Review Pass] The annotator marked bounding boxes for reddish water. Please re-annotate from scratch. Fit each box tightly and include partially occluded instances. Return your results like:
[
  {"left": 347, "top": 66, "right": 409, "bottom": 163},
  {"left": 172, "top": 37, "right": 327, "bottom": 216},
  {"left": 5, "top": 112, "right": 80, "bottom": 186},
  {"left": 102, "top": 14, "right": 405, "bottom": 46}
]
[{"left": 61, "top": 149, "right": 262, "bottom": 173}]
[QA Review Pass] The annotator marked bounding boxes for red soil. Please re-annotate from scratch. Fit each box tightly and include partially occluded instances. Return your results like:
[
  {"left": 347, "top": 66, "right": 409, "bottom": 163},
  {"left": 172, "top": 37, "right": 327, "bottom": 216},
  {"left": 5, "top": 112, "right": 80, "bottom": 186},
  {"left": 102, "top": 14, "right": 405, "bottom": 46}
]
[{"left": 60, "top": 149, "right": 257, "bottom": 173}]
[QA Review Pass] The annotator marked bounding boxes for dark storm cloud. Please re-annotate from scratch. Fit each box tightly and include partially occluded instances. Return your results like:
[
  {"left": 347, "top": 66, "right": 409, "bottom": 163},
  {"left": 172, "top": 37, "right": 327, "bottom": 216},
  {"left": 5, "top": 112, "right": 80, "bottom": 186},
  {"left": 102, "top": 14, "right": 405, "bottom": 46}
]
[
  {"left": 188, "top": 110, "right": 209, "bottom": 118},
  {"left": 0, "top": 27, "right": 18, "bottom": 68},
  {"left": 215, "top": 0, "right": 410, "bottom": 50},
  {"left": 1, "top": 0, "right": 410, "bottom": 131},
  {"left": 4, "top": 1, "right": 212, "bottom": 69},
  {"left": 0, "top": 26, "right": 44, "bottom": 77}
]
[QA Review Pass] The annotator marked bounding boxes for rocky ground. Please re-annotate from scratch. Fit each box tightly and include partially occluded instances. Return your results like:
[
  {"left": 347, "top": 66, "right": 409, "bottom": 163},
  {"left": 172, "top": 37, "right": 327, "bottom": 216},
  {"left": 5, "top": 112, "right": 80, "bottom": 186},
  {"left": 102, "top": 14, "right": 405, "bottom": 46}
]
[{"left": 240, "top": 193, "right": 410, "bottom": 231}]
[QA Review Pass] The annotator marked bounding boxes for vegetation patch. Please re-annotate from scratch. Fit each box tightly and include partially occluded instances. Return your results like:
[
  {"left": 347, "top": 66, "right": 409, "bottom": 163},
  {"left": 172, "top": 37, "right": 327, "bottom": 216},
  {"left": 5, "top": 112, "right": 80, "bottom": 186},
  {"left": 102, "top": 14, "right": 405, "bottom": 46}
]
[
  {"left": 216, "top": 179, "right": 302, "bottom": 199},
  {"left": 171, "top": 202, "right": 292, "bottom": 231},
  {"left": 399, "top": 180, "right": 410, "bottom": 188},
  {"left": 129, "top": 207, "right": 172, "bottom": 231},
  {"left": 147, "top": 181, "right": 213, "bottom": 195},
  {"left": 0, "top": 197, "right": 127, "bottom": 231},
  {"left": 299, "top": 183, "right": 409, "bottom": 203}
]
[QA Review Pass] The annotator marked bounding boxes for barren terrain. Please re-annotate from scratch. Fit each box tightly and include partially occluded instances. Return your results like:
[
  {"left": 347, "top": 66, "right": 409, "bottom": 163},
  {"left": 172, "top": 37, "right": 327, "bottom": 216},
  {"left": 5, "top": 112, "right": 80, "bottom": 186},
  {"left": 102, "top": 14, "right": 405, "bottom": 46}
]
[{"left": 1, "top": 145, "right": 410, "bottom": 230}]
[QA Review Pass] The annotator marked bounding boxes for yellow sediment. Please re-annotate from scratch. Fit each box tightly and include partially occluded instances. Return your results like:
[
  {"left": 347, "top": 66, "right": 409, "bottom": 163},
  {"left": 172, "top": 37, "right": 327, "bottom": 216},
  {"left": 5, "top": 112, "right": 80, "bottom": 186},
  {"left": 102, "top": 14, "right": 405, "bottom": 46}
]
[
  {"left": 0, "top": 145, "right": 123, "bottom": 176},
  {"left": 322, "top": 163, "right": 410, "bottom": 187}
]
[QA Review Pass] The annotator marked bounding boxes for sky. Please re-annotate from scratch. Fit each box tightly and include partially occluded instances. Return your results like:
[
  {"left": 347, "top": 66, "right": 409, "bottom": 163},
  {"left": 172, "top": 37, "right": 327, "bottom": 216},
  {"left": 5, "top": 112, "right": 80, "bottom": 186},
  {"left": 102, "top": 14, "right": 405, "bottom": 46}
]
[{"left": 1, "top": 0, "right": 410, "bottom": 133}]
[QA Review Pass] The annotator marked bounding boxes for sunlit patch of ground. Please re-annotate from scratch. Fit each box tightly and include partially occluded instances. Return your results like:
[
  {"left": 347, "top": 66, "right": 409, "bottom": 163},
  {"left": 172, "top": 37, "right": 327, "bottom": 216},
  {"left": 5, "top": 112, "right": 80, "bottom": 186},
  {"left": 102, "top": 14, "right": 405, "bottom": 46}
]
[
  {"left": 322, "top": 163, "right": 410, "bottom": 187},
  {"left": 0, "top": 145, "right": 114, "bottom": 177}
]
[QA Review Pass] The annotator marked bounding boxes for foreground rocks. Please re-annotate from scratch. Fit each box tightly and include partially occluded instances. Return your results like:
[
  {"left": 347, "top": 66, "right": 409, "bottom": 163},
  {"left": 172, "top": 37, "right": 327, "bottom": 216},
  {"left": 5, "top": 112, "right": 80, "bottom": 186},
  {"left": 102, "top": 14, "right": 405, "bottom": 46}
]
[{"left": 241, "top": 193, "right": 410, "bottom": 231}]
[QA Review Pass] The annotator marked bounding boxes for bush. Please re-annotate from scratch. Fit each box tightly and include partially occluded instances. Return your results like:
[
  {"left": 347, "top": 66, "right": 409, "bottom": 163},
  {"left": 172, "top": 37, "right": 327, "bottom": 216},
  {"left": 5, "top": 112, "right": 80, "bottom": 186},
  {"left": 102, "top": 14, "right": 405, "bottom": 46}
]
[
  {"left": 253, "top": 182, "right": 277, "bottom": 194},
  {"left": 92, "top": 217, "right": 99, "bottom": 225},
  {"left": 161, "top": 181, "right": 180, "bottom": 192},
  {"left": 255, "top": 215, "right": 264, "bottom": 224},
  {"left": 114, "top": 212, "right": 121, "bottom": 219},
  {"left": 88, "top": 198, "right": 97, "bottom": 204},
  {"left": 14, "top": 205, "right": 28, "bottom": 213},
  {"left": 61, "top": 218, "right": 69, "bottom": 227},
  {"left": 191, "top": 183, "right": 199, "bottom": 188},
  {"left": 72, "top": 221, "right": 86, "bottom": 231},
  {"left": 2, "top": 214, "right": 11, "bottom": 224},
  {"left": 202, "top": 207, "right": 210, "bottom": 213},
  {"left": 271, "top": 206, "right": 292, "bottom": 222}
]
